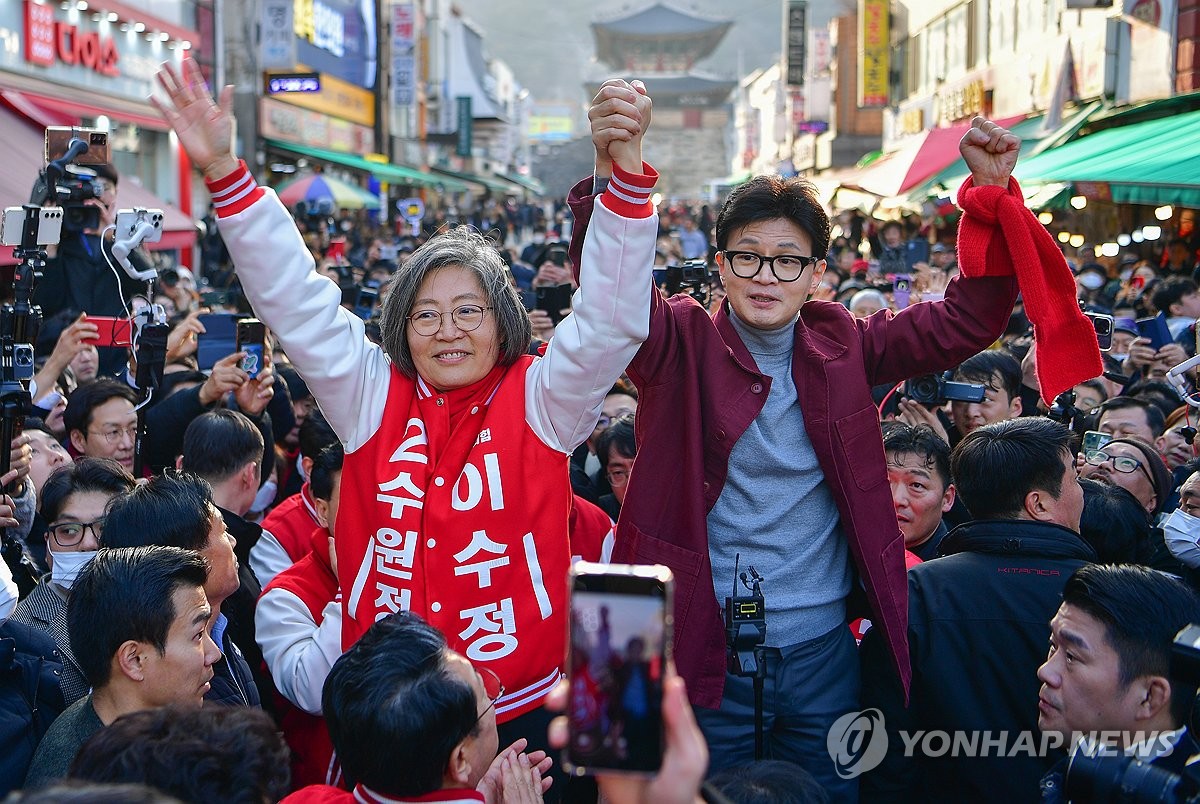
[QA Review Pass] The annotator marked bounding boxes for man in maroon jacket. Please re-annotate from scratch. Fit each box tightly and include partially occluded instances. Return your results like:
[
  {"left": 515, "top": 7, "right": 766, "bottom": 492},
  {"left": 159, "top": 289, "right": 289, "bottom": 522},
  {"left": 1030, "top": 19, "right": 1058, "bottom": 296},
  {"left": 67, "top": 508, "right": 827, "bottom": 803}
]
[{"left": 569, "top": 82, "right": 1031, "bottom": 800}]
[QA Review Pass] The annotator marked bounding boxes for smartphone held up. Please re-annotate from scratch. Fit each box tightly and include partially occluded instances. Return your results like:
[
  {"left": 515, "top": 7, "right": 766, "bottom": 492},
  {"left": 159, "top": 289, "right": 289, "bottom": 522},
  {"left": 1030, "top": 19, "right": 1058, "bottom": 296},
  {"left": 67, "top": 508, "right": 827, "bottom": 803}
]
[{"left": 566, "top": 562, "right": 673, "bottom": 777}]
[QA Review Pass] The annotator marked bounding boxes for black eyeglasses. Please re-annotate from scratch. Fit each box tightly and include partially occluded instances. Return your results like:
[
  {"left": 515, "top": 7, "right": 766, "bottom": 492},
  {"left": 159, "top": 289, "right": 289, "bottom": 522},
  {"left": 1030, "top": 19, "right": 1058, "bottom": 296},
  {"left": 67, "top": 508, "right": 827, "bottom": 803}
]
[
  {"left": 723, "top": 250, "right": 820, "bottom": 282},
  {"left": 1084, "top": 449, "right": 1155, "bottom": 486},
  {"left": 48, "top": 517, "right": 105, "bottom": 548},
  {"left": 407, "top": 304, "right": 491, "bottom": 336}
]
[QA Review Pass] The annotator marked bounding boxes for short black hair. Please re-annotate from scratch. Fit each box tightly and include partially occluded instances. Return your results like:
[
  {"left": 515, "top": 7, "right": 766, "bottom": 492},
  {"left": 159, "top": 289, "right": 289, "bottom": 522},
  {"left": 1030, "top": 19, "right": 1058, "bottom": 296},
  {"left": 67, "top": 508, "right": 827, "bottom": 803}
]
[
  {"left": 953, "top": 349, "right": 1022, "bottom": 402},
  {"left": 68, "top": 546, "right": 208, "bottom": 688},
  {"left": 68, "top": 705, "right": 290, "bottom": 803},
  {"left": 102, "top": 472, "right": 215, "bottom": 552},
  {"left": 951, "top": 418, "right": 1075, "bottom": 520},
  {"left": 1151, "top": 276, "right": 1198, "bottom": 315},
  {"left": 6, "top": 782, "right": 180, "bottom": 803},
  {"left": 310, "top": 443, "right": 344, "bottom": 503},
  {"left": 715, "top": 176, "right": 830, "bottom": 260},
  {"left": 1096, "top": 396, "right": 1166, "bottom": 439},
  {"left": 1125, "top": 380, "right": 1184, "bottom": 424},
  {"left": 596, "top": 413, "right": 636, "bottom": 469},
  {"left": 323, "top": 612, "right": 478, "bottom": 797},
  {"left": 299, "top": 411, "right": 339, "bottom": 462},
  {"left": 708, "top": 759, "right": 830, "bottom": 804},
  {"left": 63, "top": 378, "right": 137, "bottom": 438},
  {"left": 180, "top": 409, "right": 263, "bottom": 484},
  {"left": 1077, "top": 478, "right": 1153, "bottom": 564},
  {"left": 1063, "top": 564, "right": 1200, "bottom": 727},
  {"left": 881, "top": 422, "right": 951, "bottom": 490},
  {"left": 39, "top": 457, "right": 136, "bottom": 525}
]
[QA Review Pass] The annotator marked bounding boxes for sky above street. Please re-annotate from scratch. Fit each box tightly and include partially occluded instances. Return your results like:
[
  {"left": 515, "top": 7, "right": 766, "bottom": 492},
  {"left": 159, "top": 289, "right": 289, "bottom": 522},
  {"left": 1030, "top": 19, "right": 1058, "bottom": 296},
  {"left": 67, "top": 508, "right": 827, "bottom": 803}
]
[{"left": 454, "top": 0, "right": 836, "bottom": 105}]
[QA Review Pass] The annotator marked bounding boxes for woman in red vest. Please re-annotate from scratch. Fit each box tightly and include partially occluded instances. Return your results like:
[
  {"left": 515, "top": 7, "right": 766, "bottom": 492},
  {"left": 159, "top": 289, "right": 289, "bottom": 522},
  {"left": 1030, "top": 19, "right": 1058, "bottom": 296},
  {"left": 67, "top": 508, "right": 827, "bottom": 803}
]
[{"left": 154, "top": 60, "right": 658, "bottom": 756}]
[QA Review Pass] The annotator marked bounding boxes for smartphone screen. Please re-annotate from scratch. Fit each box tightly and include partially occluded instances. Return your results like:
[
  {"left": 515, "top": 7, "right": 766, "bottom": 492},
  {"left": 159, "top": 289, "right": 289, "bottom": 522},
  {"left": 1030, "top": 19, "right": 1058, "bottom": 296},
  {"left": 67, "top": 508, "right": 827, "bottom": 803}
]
[
  {"left": 236, "top": 318, "right": 266, "bottom": 378},
  {"left": 1082, "top": 430, "right": 1113, "bottom": 454},
  {"left": 566, "top": 563, "right": 672, "bottom": 777},
  {"left": 893, "top": 275, "right": 912, "bottom": 309},
  {"left": 196, "top": 312, "right": 239, "bottom": 372},
  {"left": 86, "top": 316, "right": 132, "bottom": 348}
]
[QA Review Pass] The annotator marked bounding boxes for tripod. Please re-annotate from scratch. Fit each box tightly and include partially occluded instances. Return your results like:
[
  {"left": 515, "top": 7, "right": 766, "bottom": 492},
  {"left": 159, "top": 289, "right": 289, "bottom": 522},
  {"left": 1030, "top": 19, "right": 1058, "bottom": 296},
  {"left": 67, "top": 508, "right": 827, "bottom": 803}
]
[{"left": 1, "top": 206, "right": 48, "bottom": 596}]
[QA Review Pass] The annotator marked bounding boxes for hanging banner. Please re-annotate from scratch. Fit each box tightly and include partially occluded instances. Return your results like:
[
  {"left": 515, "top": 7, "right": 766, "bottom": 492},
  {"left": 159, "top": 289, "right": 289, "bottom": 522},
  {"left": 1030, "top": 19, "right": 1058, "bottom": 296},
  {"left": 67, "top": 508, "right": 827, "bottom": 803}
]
[
  {"left": 456, "top": 96, "right": 472, "bottom": 157},
  {"left": 784, "top": 1, "right": 807, "bottom": 88},
  {"left": 261, "top": 0, "right": 296, "bottom": 70},
  {"left": 859, "top": 0, "right": 890, "bottom": 108},
  {"left": 392, "top": 2, "right": 416, "bottom": 107}
]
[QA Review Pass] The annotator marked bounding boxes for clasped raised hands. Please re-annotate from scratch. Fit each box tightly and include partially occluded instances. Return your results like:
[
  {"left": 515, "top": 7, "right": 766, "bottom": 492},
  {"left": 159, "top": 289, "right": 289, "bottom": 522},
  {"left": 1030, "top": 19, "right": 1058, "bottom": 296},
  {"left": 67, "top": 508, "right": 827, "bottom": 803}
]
[{"left": 589, "top": 79, "right": 652, "bottom": 177}]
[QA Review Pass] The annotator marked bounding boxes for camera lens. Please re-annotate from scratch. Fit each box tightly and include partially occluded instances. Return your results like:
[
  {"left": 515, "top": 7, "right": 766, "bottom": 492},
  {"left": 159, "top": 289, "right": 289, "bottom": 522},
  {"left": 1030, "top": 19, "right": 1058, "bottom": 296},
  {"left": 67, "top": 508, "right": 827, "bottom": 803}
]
[{"left": 1065, "top": 750, "right": 1186, "bottom": 804}]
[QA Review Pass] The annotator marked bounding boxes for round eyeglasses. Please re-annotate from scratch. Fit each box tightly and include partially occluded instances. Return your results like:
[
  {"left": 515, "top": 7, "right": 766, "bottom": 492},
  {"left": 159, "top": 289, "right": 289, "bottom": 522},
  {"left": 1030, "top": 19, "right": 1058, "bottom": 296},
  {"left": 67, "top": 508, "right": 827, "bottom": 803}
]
[
  {"left": 407, "top": 304, "right": 492, "bottom": 336},
  {"left": 723, "top": 250, "right": 820, "bottom": 282}
]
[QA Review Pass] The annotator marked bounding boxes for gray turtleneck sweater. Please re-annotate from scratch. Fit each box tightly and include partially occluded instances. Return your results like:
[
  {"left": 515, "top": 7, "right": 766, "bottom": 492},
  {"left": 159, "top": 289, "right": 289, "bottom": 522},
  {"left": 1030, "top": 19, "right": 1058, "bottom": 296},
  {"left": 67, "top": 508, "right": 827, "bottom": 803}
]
[{"left": 706, "top": 310, "right": 851, "bottom": 647}]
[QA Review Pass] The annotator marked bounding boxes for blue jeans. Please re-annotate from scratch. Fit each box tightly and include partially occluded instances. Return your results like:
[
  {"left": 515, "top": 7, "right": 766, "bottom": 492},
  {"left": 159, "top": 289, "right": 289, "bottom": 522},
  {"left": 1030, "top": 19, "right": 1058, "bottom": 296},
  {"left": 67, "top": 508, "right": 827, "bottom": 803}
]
[{"left": 694, "top": 623, "right": 861, "bottom": 803}]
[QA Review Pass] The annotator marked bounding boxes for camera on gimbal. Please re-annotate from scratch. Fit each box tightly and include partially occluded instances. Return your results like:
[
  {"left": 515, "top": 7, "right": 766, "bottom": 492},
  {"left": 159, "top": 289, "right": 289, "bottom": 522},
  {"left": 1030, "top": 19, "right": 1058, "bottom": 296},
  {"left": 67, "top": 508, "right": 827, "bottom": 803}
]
[
  {"left": 29, "top": 127, "right": 111, "bottom": 234},
  {"left": 663, "top": 259, "right": 712, "bottom": 306},
  {"left": 903, "top": 370, "right": 987, "bottom": 407},
  {"left": 1064, "top": 624, "right": 1200, "bottom": 803}
]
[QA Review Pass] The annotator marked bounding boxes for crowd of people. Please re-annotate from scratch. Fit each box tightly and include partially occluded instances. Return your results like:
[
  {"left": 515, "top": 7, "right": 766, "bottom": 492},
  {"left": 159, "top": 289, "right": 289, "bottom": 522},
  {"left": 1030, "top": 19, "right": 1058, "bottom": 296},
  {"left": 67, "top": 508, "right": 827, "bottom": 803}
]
[{"left": 1, "top": 56, "right": 1200, "bottom": 804}]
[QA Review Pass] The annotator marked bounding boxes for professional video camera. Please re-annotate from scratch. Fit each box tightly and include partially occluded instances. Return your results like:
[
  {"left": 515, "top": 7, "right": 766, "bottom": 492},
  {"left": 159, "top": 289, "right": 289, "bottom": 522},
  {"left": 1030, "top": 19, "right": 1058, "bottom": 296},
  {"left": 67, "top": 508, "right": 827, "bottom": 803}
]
[
  {"left": 663, "top": 258, "right": 712, "bottom": 306},
  {"left": 29, "top": 127, "right": 111, "bottom": 233},
  {"left": 1064, "top": 623, "right": 1200, "bottom": 803},
  {"left": 903, "top": 370, "right": 987, "bottom": 407}
]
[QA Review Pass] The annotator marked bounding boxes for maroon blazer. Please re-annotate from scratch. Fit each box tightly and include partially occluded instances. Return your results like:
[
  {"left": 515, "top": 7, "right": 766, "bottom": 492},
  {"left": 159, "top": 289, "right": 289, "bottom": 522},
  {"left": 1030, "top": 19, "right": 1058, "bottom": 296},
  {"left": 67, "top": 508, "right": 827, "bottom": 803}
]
[{"left": 567, "top": 178, "right": 1019, "bottom": 708}]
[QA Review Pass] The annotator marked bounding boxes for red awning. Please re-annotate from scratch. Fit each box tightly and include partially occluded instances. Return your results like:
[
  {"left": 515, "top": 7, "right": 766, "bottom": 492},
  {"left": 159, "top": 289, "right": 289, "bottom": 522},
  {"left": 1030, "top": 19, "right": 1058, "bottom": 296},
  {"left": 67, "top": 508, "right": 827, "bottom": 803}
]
[
  {"left": 0, "top": 103, "right": 194, "bottom": 265},
  {"left": 2, "top": 89, "right": 168, "bottom": 132},
  {"left": 845, "top": 115, "right": 1026, "bottom": 198}
]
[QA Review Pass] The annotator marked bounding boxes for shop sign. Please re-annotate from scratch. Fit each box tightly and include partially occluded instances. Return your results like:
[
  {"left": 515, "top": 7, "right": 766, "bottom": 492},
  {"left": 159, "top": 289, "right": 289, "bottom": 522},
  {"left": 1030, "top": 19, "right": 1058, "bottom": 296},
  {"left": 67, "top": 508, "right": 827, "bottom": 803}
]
[
  {"left": 936, "top": 79, "right": 986, "bottom": 125},
  {"left": 260, "top": 97, "right": 372, "bottom": 153},
  {"left": 25, "top": 0, "right": 118, "bottom": 77}
]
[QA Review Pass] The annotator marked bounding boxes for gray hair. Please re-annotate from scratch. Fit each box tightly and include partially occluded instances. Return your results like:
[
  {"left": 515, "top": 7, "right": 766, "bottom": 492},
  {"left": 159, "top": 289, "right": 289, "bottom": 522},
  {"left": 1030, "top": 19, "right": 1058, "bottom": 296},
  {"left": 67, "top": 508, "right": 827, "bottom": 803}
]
[{"left": 378, "top": 226, "right": 532, "bottom": 378}]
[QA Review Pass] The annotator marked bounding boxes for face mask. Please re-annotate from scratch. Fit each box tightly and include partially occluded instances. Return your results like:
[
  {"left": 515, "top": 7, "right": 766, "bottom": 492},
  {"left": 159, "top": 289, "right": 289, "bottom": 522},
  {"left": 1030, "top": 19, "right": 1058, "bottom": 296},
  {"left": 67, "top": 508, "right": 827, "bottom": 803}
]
[
  {"left": 1163, "top": 508, "right": 1200, "bottom": 568},
  {"left": 51, "top": 549, "right": 98, "bottom": 591},
  {"left": 251, "top": 480, "right": 278, "bottom": 514},
  {"left": 1078, "top": 273, "right": 1105, "bottom": 290},
  {"left": 1120, "top": 269, "right": 1133, "bottom": 282},
  {"left": 1110, "top": 352, "right": 1129, "bottom": 362}
]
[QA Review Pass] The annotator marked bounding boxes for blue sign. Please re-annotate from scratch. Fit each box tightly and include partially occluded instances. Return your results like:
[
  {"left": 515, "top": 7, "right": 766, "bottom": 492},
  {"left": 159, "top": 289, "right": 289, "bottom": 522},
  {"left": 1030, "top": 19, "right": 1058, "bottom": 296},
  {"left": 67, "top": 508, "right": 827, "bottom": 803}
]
[
  {"left": 267, "top": 73, "right": 322, "bottom": 94},
  {"left": 294, "top": 0, "right": 378, "bottom": 90}
]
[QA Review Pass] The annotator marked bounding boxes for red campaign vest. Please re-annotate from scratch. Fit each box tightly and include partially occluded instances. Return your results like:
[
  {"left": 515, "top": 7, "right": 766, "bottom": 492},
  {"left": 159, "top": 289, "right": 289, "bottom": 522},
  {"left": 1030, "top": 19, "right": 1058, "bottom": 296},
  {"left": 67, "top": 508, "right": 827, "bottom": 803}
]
[
  {"left": 337, "top": 359, "right": 571, "bottom": 721},
  {"left": 263, "top": 527, "right": 342, "bottom": 791}
]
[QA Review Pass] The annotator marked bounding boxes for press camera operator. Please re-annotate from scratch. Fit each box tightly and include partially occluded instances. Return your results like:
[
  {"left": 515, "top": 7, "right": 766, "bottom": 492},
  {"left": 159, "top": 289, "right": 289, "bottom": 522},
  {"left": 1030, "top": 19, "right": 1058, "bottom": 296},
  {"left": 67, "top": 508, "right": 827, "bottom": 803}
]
[{"left": 31, "top": 162, "right": 155, "bottom": 377}]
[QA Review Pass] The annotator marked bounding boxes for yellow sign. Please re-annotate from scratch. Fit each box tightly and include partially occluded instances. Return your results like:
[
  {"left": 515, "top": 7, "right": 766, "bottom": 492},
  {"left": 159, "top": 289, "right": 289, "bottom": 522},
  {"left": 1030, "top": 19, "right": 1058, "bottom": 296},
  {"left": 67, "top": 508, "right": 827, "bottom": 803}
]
[
  {"left": 266, "top": 67, "right": 376, "bottom": 127},
  {"left": 896, "top": 108, "right": 925, "bottom": 136},
  {"left": 859, "top": 0, "right": 890, "bottom": 108}
]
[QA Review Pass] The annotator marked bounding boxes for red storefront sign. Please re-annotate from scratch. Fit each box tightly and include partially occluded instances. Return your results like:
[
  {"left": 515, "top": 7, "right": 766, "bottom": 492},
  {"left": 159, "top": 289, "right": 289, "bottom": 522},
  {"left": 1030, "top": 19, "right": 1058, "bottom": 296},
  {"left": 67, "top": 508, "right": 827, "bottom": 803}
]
[{"left": 25, "top": 0, "right": 120, "bottom": 77}]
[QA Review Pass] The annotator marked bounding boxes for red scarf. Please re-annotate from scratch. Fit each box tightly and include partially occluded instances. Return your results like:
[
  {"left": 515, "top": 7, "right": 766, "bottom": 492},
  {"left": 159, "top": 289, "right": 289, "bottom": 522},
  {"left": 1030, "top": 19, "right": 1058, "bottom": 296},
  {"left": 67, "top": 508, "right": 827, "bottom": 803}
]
[{"left": 957, "top": 176, "right": 1102, "bottom": 404}]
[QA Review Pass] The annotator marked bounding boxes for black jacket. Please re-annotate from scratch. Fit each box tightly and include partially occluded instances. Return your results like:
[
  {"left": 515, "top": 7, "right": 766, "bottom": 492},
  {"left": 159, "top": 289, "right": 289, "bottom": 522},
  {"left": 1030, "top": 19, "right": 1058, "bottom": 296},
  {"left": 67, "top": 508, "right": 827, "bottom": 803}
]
[
  {"left": 860, "top": 519, "right": 1097, "bottom": 804},
  {"left": 217, "top": 506, "right": 274, "bottom": 716},
  {"left": 0, "top": 620, "right": 66, "bottom": 797},
  {"left": 205, "top": 616, "right": 261, "bottom": 710}
]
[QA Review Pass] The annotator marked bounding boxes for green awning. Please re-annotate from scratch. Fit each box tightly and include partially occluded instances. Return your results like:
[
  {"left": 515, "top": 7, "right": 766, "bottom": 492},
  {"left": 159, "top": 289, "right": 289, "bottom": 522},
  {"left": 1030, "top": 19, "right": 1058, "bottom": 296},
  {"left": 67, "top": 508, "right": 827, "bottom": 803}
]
[
  {"left": 264, "top": 139, "right": 469, "bottom": 192},
  {"left": 430, "top": 166, "right": 522, "bottom": 195},
  {"left": 496, "top": 171, "right": 544, "bottom": 195},
  {"left": 1013, "top": 109, "right": 1200, "bottom": 207}
]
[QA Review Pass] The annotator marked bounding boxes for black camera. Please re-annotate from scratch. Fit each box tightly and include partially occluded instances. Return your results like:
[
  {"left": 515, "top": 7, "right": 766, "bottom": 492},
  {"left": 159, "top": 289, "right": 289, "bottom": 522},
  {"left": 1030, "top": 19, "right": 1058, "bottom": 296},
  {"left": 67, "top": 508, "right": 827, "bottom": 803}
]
[
  {"left": 1064, "top": 624, "right": 1200, "bottom": 803},
  {"left": 664, "top": 259, "right": 711, "bottom": 306},
  {"left": 903, "top": 371, "right": 987, "bottom": 406}
]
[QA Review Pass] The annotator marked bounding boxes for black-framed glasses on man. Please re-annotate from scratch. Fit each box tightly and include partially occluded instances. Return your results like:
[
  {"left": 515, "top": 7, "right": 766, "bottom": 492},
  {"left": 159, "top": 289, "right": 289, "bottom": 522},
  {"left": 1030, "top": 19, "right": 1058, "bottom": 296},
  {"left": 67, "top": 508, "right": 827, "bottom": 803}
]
[
  {"left": 48, "top": 518, "right": 105, "bottom": 548},
  {"left": 722, "top": 250, "right": 820, "bottom": 282},
  {"left": 475, "top": 665, "right": 505, "bottom": 723},
  {"left": 606, "top": 468, "right": 630, "bottom": 485},
  {"left": 407, "top": 305, "right": 492, "bottom": 336},
  {"left": 1084, "top": 449, "right": 1155, "bottom": 486}
]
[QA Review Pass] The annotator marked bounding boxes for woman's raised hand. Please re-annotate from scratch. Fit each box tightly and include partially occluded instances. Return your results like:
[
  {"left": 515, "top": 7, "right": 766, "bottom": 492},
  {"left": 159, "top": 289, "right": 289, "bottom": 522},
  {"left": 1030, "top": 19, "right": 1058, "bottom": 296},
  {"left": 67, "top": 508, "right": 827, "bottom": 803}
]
[{"left": 151, "top": 57, "right": 239, "bottom": 181}]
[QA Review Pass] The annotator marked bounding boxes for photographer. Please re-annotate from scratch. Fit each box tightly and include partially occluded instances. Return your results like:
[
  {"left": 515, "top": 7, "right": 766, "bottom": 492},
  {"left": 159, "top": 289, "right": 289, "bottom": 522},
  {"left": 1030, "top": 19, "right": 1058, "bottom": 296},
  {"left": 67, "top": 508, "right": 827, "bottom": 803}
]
[
  {"left": 1038, "top": 564, "right": 1200, "bottom": 803},
  {"left": 32, "top": 163, "right": 155, "bottom": 378}
]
